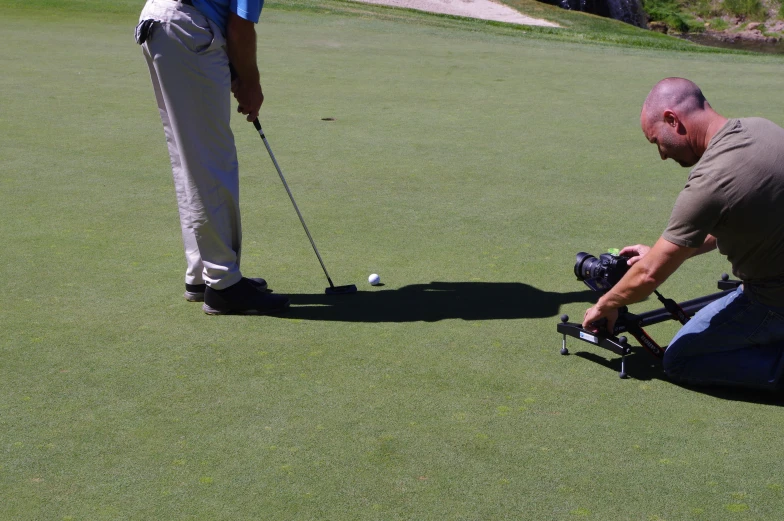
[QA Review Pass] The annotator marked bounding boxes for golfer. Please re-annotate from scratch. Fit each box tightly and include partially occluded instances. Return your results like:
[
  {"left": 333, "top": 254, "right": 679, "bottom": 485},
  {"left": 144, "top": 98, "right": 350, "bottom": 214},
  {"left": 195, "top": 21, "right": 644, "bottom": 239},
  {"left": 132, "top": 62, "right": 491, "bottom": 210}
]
[
  {"left": 583, "top": 77, "right": 784, "bottom": 390},
  {"left": 136, "top": 0, "right": 289, "bottom": 315}
]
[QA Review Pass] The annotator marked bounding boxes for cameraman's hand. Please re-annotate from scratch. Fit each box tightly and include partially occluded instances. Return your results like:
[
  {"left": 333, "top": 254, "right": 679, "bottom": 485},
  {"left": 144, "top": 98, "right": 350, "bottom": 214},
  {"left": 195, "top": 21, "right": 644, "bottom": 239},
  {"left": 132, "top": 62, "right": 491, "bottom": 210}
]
[
  {"left": 582, "top": 304, "right": 619, "bottom": 334},
  {"left": 619, "top": 244, "right": 651, "bottom": 266}
]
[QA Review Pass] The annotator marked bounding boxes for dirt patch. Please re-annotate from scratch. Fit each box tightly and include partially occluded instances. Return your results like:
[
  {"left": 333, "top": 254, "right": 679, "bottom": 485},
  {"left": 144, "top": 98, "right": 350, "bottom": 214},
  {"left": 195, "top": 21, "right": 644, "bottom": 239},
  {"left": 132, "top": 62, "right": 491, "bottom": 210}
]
[{"left": 352, "top": 0, "right": 561, "bottom": 27}]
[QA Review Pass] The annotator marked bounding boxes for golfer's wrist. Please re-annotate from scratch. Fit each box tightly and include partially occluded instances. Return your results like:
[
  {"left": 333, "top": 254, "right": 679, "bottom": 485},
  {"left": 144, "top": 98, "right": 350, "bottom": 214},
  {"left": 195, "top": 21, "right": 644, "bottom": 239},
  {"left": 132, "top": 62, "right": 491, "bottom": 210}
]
[{"left": 233, "top": 66, "right": 259, "bottom": 84}]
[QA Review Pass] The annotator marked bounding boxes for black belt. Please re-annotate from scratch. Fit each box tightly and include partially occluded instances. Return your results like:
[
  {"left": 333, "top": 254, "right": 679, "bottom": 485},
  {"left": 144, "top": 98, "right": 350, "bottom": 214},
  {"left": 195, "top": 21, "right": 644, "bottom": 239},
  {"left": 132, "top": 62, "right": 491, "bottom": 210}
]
[{"left": 180, "top": 0, "right": 193, "bottom": 6}]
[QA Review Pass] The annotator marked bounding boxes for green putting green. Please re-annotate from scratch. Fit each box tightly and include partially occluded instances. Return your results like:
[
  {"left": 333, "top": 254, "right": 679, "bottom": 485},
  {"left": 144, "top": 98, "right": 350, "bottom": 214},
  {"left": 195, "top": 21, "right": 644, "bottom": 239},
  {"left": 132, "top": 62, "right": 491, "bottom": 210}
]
[{"left": 2, "top": 1, "right": 783, "bottom": 519}]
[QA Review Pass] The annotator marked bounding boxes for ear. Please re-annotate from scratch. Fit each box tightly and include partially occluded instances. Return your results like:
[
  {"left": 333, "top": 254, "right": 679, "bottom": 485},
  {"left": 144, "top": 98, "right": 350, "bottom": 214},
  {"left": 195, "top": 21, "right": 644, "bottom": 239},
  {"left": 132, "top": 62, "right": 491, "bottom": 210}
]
[{"left": 663, "top": 109, "right": 687, "bottom": 135}]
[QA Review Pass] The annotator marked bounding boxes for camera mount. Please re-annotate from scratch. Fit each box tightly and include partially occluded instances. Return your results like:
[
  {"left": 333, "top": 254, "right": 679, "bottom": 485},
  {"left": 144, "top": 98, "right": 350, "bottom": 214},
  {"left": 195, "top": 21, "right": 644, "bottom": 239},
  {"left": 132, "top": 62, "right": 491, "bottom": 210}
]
[{"left": 557, "top": 274, "right": 742, "bottom": 378}]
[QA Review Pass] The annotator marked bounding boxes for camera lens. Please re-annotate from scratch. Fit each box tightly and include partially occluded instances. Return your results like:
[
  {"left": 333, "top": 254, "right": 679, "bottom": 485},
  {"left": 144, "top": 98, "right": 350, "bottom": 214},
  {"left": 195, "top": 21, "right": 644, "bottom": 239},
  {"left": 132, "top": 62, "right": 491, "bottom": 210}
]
[{"left": 574, "top": 252, "right": 598, "bottom": 281}]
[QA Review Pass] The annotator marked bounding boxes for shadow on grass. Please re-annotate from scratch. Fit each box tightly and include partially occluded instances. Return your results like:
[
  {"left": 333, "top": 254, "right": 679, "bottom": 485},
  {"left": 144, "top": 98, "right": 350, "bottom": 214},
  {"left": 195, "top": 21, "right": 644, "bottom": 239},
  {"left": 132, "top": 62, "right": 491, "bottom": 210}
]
[
  {"left": 571, "top": 348, "right": 664, "bottom": 382},
  {"left": 570, "top": 348, "right": 784, "bottom": 406},
  {"left": 281, "top": 281, "right": 594, "bottom": 322}
]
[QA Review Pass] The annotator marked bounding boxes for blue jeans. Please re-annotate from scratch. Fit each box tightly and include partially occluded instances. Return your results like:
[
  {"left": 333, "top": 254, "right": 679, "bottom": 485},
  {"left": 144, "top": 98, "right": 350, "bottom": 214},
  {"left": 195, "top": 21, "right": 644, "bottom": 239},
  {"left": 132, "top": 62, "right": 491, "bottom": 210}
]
[{"left": 663, "top": 287, "right": 784, "bottom": 390}]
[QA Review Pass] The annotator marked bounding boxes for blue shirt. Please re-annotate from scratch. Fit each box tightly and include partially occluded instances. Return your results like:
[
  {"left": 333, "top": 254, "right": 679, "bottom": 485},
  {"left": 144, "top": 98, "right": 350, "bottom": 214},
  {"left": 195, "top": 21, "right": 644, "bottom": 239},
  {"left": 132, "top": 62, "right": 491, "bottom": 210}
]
[{"left": 194, "top": 0, "right": 263, "bottom": 35}]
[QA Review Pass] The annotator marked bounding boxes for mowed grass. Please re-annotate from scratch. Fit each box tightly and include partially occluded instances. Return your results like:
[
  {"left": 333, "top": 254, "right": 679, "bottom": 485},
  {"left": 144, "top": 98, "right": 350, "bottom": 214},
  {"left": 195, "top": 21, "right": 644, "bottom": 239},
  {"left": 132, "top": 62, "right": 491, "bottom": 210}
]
[{"left": 2, "top": 2, "right": 784, "bottom": 520}]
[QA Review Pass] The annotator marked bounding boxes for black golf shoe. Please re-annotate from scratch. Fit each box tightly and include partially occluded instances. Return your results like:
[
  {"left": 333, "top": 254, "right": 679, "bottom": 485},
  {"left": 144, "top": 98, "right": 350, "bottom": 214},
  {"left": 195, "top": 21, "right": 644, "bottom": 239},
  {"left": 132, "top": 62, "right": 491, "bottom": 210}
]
[
  {"left": 202, "top": 278, "right": 289, "bottom": 315},
  {"left": 184, "top": 277, "right": 268, "bottom": 302}
]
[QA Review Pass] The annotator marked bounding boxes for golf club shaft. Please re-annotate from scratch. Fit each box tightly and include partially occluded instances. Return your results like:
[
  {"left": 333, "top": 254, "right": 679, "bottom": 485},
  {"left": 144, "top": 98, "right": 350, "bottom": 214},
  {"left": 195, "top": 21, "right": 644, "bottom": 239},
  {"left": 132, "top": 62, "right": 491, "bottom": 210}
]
[{"left": 253, "top": 118, "right": 335, "bottom": 288}]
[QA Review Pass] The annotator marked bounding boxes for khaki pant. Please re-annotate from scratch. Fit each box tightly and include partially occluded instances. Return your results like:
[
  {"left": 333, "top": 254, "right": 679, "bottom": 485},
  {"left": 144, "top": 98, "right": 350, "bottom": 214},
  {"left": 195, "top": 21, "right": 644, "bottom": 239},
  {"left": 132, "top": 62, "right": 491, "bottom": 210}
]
[{"left": 139, "top": 0, "right": 242, "bottom": 290}]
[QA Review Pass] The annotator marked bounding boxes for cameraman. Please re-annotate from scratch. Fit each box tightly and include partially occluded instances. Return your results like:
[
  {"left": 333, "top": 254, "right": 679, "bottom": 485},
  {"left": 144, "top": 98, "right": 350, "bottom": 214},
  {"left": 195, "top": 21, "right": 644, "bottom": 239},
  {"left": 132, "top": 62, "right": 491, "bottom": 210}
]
[{"left": 582, "top": 77, "right": 784, "bottom": 391}]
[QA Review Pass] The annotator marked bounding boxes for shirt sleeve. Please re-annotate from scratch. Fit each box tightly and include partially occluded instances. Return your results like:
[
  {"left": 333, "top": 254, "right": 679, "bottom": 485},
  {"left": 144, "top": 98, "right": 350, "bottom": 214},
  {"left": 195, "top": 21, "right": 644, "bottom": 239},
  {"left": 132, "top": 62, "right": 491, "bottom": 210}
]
[
  {"left": 232, "top": 0, "right": 263, "bottom": 23},
  {"left": 662, "top": 164, "right": 726, "bottom": 248}
]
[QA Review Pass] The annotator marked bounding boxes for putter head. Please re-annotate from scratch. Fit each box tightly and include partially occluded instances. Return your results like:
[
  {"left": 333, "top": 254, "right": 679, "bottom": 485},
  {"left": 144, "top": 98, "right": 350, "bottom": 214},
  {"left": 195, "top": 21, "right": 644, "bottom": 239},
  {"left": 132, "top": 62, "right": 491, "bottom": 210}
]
[{"left": 325, "top": 284, "right": 357, "bottom": 295}]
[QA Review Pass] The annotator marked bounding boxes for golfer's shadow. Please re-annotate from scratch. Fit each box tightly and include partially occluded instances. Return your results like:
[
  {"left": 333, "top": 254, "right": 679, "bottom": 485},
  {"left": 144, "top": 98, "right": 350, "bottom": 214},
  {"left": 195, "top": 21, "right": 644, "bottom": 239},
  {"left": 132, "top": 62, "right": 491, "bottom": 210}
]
[{"left": 282, "top": 281, "right": 594, "bottom": 322}]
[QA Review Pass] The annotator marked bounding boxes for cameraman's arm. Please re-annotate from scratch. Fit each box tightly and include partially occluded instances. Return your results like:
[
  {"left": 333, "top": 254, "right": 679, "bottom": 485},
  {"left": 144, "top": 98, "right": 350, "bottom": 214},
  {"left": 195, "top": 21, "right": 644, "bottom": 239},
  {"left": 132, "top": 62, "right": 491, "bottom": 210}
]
[
  {"left": 691, "top": 234, "right": 717, "bottom": 257},
  {"left": 583, "top": 237, "right": 697, "bottom": 331}
]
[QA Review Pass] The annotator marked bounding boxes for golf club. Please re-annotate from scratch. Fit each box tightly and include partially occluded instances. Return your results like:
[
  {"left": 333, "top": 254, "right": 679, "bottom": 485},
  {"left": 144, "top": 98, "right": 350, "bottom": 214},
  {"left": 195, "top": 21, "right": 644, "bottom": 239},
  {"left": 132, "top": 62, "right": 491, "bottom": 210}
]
[{"left": 252, "top": 118, "right": 357, "bottom": 295}]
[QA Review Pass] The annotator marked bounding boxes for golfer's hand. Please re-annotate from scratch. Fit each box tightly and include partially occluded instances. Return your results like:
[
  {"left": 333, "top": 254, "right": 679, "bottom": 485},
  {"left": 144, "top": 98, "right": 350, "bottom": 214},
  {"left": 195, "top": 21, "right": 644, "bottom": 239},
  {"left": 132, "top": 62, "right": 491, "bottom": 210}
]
[
  {"left": 582, "top": 304, "right": 619, "bottom": 333},
  {"left": 619, "top": 244, "right": 651, "bottom": 267},
  {"left": 232, "top": 79, "right": 263, "bottom": 122}
]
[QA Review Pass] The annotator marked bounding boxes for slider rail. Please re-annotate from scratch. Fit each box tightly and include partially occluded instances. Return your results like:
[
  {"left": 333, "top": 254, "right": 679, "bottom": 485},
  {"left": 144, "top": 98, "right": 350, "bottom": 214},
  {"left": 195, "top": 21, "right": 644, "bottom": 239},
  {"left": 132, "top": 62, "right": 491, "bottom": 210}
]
[
  {"left": 618, "top": 289, "right": 735, "bottom": 332},
  {"left": 557, "top": 279, "right": 741, "bottom": 377}
]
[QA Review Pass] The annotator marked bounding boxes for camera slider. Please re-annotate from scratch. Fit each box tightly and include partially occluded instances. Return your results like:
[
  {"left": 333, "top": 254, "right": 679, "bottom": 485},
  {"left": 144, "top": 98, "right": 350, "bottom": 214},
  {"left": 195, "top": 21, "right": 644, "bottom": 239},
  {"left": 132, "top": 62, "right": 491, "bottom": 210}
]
[{"left": 557, "top": 275, "right": 742, "bottom": 378}]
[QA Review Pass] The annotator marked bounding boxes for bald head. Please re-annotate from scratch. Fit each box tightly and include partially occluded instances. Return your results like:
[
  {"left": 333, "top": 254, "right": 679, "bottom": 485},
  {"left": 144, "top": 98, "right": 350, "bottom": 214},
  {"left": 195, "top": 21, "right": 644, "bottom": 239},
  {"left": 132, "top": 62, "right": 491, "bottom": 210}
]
[
  {"left": 640, "top": 78, "right": 726, "bottom": 167},
  {"left": 641, "top": 77, "right": 708, "bottom": 127}
]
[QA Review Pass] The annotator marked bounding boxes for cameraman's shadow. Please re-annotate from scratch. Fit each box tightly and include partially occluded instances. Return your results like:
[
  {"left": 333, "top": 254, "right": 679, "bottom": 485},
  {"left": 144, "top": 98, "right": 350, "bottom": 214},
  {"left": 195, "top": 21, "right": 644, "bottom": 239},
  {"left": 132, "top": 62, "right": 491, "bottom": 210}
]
[
  {"left": 572, "top": 348, "right": 784, "bottom": 405},
  {"left": 282, "top": 281, "right": 594, "bottom": 322}
]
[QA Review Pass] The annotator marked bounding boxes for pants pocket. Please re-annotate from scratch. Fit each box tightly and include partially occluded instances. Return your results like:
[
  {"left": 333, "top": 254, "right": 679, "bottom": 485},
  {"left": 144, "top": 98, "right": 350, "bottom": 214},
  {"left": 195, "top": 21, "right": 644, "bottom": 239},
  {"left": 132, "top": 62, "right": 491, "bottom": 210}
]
[
  {"left": 185, "top": 14, "right": 215, "bottom": 54},
  {"left": 747, "top": 310, "right": 784, "bottom": 345}
]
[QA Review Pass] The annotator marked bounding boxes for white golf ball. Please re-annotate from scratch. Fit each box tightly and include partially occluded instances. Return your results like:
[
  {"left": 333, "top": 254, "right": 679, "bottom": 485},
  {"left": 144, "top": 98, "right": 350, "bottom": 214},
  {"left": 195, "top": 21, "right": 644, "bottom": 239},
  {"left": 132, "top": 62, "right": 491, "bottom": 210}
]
[{"left": 368, "top": 273, "right": 381, "bottom": 286}]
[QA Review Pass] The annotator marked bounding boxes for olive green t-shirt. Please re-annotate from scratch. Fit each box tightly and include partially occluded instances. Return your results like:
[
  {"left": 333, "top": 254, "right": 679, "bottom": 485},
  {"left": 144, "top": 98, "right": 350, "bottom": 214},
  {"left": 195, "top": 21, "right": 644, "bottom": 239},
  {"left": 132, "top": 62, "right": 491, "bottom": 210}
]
[{"left": 663, "top": 117, "right": 784, "bottom": 306}]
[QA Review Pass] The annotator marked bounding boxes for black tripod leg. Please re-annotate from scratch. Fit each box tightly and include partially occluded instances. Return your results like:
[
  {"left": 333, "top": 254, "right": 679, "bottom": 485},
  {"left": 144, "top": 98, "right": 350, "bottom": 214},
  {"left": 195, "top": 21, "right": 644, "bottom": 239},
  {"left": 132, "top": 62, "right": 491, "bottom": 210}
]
[
  {"left": 559, "top": 315, "right": 570, "bottom": 355},
  {"left": 618, "top": 336, "right": 629, "bottom": 379}
]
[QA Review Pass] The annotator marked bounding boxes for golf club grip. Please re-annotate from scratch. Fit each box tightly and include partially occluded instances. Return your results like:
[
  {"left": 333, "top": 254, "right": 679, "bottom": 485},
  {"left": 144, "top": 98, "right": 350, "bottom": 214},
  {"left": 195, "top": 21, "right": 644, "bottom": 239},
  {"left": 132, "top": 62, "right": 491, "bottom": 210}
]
[{"left": 253, "top": 118, "right": 262, "bottom": 132}]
